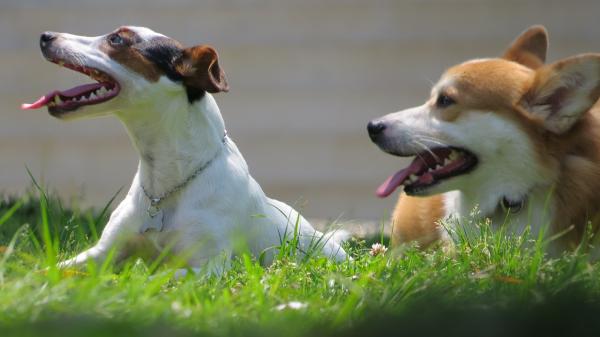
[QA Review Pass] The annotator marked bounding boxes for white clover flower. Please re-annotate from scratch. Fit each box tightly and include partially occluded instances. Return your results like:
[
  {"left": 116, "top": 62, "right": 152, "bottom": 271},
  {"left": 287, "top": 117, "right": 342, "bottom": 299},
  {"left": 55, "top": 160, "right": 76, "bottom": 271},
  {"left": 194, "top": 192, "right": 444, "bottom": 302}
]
[
  {"left": 275, "top": 301, "right": 308, "bottom": 311},
  {"left": 369, "top": 243, "right": 388, "bottom": 256},
  {"left": 171, "top": 301, "right": 192, "bottom": 318}
]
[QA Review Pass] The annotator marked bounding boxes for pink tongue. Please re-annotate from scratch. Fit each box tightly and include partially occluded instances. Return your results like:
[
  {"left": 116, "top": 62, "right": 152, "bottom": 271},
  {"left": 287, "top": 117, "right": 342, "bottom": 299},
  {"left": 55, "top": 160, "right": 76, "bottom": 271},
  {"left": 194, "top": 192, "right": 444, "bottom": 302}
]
[
  {"left": 376, "top": 157, "right": 427, "bottom": 198},
  {"left": 21, "top": 94, "right": 53, "bottom": 110},
  {"left": 21, "top": 83, "right": 104, "bottom": 110}
]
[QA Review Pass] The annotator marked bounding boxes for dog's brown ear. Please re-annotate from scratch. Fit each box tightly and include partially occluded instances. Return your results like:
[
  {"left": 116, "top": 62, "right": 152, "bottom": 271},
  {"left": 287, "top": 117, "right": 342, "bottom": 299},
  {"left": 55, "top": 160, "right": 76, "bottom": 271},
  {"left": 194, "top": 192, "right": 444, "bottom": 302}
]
[
  {"left": 175, "top": 45, "right": 229, "bottom": 93},
  {"left": 503, "top": 25, "right": 548, "bottom": 69},
  {"left": 519, "top": 54, "right": 600, "bottom": 134}
]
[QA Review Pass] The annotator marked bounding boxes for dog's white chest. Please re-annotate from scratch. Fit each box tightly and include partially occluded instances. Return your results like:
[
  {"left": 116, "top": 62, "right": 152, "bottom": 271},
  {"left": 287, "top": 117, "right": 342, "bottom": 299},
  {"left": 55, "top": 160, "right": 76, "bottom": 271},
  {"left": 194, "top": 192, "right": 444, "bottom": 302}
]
[{"left": 443, "top": 189, "right": 554, "bottom": 237}]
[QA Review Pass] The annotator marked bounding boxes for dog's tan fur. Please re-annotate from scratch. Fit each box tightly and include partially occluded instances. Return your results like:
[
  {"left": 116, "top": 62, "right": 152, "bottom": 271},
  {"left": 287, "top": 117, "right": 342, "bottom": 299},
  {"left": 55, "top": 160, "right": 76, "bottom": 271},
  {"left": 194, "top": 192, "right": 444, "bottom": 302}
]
[
  {"left": 391, "top": 194, "right": 445, "bottom": 248},
  {"left": 389, "top": 26, "right": 600, "bottom": 249}
]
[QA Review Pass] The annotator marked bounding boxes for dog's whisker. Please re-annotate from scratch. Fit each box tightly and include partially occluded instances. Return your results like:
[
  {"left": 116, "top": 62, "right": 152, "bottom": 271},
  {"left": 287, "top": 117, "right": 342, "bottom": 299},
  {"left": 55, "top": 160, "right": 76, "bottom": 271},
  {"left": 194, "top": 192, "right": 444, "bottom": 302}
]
[
  {"left": 417, "top": 135, "right": 449, "bottom": 148},
  {"left": 411, "top": 139, "right": 436, "bottom": 162}
]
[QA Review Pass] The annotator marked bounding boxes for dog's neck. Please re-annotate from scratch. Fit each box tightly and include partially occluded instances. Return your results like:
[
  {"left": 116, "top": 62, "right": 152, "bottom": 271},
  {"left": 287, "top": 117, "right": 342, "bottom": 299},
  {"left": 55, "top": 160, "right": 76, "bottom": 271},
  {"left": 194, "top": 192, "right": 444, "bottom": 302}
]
[
  {"left": 446, "top": 115, "right": 600, "bottom": 241},
  {"left": 444, "top": 161, "right": 555, "bottom": 228},
  {"left": 117, "top": 92, "right": 226, "bottom": 197}
]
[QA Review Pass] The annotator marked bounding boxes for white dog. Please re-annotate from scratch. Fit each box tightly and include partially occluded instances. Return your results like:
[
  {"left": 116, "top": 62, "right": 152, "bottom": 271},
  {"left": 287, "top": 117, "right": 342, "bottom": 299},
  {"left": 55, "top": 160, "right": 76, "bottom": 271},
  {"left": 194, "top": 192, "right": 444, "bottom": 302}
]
[{"left": 23, "top": 26, "right": 347, "bottom": 274}]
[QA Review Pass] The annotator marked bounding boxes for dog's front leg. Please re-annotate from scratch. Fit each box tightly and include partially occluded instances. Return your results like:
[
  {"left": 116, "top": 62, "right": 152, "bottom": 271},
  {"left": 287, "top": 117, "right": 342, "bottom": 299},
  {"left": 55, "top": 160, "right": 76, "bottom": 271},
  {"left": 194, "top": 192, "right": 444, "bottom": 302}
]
[{"left": 58, "top": 197, "right": 142, "bottom": 269}]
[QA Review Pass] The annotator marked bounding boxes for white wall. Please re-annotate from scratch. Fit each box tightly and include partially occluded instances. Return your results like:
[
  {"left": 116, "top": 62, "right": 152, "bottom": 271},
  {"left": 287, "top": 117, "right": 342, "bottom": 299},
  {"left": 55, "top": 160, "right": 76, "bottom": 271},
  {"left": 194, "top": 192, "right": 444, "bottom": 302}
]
[{"left": 1, "top": 0, "right": 599, "bottom": 221}]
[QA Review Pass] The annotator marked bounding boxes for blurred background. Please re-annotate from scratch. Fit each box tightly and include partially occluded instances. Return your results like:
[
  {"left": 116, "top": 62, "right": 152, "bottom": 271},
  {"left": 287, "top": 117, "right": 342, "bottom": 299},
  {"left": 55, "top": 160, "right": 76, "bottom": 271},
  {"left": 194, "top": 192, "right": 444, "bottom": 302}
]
[{"left": 1, "top": 0, "right": 600, "bottom": 225}]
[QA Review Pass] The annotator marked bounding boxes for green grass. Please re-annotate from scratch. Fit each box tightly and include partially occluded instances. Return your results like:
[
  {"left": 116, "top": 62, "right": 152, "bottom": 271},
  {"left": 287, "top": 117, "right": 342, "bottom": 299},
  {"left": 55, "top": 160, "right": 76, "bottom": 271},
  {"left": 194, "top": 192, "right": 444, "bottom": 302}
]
[{"left": 1, "top": 188, "right": 600, "bottom": 337}]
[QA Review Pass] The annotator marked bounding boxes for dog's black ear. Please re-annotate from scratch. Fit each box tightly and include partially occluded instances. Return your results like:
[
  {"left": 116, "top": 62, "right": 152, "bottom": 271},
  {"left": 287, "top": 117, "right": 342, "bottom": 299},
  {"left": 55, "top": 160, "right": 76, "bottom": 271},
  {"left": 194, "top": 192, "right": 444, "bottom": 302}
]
[
  {"left": 175, "top": 45, "right": 229, "bottom": 93},
  {"left": 503, "top": 25, "right": 548, "bottom": 69}
]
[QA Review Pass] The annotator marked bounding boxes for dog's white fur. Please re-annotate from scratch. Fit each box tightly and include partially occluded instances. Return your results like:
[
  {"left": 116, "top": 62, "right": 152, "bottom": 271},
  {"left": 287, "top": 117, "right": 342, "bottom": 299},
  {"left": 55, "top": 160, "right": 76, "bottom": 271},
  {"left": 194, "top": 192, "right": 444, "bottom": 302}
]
[{"left": 50, "top": 27, "right": 347, "bottom": 273}]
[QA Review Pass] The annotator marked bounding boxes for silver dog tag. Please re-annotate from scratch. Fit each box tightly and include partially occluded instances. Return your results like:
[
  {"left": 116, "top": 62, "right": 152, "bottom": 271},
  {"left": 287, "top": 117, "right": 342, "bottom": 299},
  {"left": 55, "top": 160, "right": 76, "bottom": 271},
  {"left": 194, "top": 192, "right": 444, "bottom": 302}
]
[
  {"left": 148, "top": 204, "right": 161, "bottom": 218},
  {"left": 148, "top": 197, "right": 165, "bottom": 217},
  {"left": 140, "top": 209, "right": 164, "bottom": 233}
]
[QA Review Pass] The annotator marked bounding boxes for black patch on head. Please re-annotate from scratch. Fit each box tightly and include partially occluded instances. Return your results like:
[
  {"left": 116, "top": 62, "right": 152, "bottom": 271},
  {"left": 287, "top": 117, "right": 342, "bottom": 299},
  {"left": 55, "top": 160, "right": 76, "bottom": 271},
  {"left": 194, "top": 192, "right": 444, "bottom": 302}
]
[
  {"left": 135, "top": 37, "right": 183, "bottom": 81},
  {"left": 135, "top": 37, "right": 205, "bottom": 103},
  {"left": 185, "top": 87, "right": 205, "bottom": 103}
]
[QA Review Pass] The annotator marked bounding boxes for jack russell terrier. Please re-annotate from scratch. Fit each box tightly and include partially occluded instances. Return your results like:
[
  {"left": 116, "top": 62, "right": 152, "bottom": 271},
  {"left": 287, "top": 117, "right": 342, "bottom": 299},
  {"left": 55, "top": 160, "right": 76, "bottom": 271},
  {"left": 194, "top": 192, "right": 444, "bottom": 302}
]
[
  {"left": 368, "top": 26, "right": 600, "bottom": 250},
  {"left": 23, "top": 26, "right": 347, "bottom": 274}
]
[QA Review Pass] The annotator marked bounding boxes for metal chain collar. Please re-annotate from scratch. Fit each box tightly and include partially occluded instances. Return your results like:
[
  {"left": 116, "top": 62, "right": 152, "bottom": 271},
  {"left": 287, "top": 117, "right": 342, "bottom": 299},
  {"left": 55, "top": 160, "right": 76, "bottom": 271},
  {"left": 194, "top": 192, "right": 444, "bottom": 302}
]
[{"left": 142, "top": 131, "right": 228, "bottom": 218}]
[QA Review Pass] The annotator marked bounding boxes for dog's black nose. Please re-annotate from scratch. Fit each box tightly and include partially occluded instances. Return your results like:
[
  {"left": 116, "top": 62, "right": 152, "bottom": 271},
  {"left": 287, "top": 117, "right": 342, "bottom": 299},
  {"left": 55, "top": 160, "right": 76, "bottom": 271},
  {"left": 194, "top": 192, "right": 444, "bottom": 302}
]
[
  {"left": 40, "top": 31, "right": 57, "bottom": 47},
  {"left": 367, "top": 120, "right": 386, "bottom": 140}
]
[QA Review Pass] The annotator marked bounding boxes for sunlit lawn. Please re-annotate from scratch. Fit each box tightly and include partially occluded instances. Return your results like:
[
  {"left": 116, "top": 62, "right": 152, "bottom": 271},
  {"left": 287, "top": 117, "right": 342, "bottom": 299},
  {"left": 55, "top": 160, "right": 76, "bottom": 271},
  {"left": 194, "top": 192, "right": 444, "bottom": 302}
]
[{"left": 1, "top": 185, "right": 600, "bottom": 337}]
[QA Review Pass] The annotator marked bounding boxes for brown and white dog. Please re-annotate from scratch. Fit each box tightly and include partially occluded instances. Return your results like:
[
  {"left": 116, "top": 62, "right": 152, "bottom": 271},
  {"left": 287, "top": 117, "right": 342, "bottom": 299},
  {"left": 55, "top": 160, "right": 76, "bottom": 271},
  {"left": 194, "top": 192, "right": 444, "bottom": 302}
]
[
  {"left": 368, "top": 26, "right": 600, "bottom": 250},
  {"left": 22, "top": 26, "right": 347, "bottom": 275}
]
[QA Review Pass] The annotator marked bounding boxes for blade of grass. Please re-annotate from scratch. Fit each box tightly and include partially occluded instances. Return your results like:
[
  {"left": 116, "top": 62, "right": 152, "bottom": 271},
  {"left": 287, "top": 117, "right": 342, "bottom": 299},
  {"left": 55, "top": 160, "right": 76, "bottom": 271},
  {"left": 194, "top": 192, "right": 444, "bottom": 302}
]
[
  {"left": 26, "top": 167, "right": 59, "bottom": 282},
  {"left": 0, "top": 198, "right": 24, "bottom": 228}
]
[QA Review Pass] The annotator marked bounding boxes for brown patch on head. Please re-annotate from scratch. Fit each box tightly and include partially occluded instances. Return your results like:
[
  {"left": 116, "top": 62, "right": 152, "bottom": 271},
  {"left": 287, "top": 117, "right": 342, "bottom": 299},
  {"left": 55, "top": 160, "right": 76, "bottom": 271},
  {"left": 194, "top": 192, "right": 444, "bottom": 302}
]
[
  {"left": 100, "top": 27, "right": 173, "bottom": 82},
  {"left": 100, "top": 27, "right": 228, "bottom": 102},
  {"left": 429, "top": 59, "right": 536, "bottom": 125},
  {"left": 435, "top": 54, "right": 600, "bottom": 138},
  {"left": 444, "top": 59, "right": 534, "bottom": 109},
  {"left": 429, "top": 26, "right": 549, "bottom": 123}
]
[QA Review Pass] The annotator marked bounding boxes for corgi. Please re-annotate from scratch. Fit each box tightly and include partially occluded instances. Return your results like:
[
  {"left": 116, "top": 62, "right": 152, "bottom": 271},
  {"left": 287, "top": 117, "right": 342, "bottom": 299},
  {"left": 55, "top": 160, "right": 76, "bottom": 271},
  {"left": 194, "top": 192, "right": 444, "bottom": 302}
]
[
  {"left": 22, "top": 26, "right": 347, "bottom": 275},
  {"left": 368, "top": 26, "right": 600, "bottom": 249}
]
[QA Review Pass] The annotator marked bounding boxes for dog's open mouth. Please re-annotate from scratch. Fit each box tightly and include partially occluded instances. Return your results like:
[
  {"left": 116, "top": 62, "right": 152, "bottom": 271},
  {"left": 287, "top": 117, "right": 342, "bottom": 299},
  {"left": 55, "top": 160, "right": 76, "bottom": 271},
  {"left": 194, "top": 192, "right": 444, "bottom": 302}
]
[
  {"left": 21, "top": 60, "right": 120, "bottom": 115},
  {"left": 376, "top": 147, "right": 478, "bottom": 197}
]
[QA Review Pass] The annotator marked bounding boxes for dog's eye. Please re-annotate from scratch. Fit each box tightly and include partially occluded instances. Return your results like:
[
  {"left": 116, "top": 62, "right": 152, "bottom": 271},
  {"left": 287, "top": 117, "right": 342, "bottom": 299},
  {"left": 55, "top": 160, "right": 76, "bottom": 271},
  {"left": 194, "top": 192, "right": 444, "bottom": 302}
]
[
  {"left": 436, "top": 94, "right": 456, "bottom": 108},
  {"left": 108, "top": 33, "right": 125, "bottom": 46}
]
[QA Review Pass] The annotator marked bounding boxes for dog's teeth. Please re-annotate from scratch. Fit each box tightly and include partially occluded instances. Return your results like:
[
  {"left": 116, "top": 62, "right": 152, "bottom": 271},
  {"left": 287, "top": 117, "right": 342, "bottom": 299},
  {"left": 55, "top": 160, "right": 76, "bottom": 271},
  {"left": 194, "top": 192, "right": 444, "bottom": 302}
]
[
  {"left": 449, "top": 150, "right": 458, "bottom": 160},
  {"left": 98, "top": 87, "right": 108, "bottom": 96},
  {"left": 443, "top": 158, "right": 450, "bottom": 165},
  {"left": 58, "top": 61, "right": 65, "bottom": 67},
  {"left": 55, "top": 96, "right": 62, "bottom": 104},
  {"left": 408, "top": 174, "right": 418, "bottom": 183},
  {"left": 89, "top": 93, "right": 97, "bottom": 100}
]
